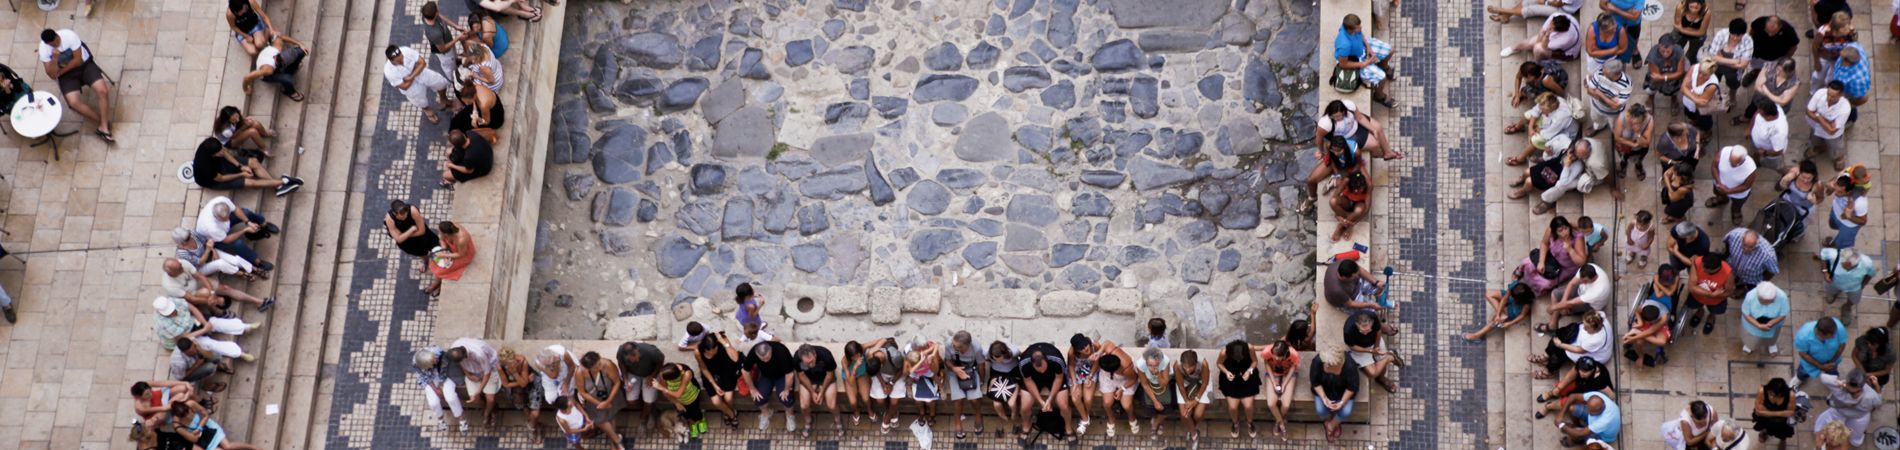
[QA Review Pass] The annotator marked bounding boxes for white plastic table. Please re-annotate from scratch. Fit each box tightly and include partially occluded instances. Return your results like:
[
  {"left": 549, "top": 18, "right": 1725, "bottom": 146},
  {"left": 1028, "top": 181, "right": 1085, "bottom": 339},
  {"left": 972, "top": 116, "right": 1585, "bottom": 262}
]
[{"left": 10, "top": 90, "right": 73, "bottom": 161}]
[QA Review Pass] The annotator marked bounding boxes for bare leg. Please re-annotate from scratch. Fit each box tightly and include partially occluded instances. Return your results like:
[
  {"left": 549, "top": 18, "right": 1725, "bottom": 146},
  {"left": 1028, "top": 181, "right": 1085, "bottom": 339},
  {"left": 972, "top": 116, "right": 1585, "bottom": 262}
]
[
  {"left": 63, "top": 91, "right": 102, "bottom": 124},
  {"left": 90, "top": 79, "right": 113, "bottom": 135}
]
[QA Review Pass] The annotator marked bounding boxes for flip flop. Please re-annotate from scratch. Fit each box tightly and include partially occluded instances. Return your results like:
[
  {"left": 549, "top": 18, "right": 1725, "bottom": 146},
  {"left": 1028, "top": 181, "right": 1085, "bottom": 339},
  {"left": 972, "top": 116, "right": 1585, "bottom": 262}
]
[
  {"left": 95, "top": 130, "right": 116, "bottom": 143},
  {"left": 289, "top": 92, "right": 305, "bottom": 102}
]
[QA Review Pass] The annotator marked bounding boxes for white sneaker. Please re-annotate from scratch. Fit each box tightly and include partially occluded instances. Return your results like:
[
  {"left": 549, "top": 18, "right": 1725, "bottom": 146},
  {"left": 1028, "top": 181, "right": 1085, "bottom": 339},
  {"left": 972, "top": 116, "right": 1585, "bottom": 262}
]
[
  {"left": 1500, "top": 48, "right": 1516, "bottom": 58},
  {"left": 1741, "top": 345, "right": 1753, "bottom": 354},
  {"left": 458, "top": 421, "right": 470, "bottom": 432},
  {"left": 787, "top": 414, "right": 797, "bottom": 432},
  {"left": 1769, "top": 345, "right": 1780, "bottom": 355},
  {"left": 437, "top": 421, "right": 448, "bottom": 431},
  {"left": 760, "top": 408, "right": 773, "bottom": 430}
]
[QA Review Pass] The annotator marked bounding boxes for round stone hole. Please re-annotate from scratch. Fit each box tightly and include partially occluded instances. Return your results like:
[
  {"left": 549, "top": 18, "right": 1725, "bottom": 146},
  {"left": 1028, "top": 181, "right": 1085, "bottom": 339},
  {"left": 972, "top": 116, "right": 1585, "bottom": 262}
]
[{"left": 795, "top": 297, "right": 817, "bottom": 314}]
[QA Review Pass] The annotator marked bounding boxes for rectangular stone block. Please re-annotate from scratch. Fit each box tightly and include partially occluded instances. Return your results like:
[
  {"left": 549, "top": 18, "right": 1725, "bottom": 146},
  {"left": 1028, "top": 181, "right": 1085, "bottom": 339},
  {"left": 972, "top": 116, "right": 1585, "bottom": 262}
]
[
  {"left": 1038, "top": 290, "right": 1097, "bottom": 317},
  {"left": 1098, "top": 288, "right": 1143, "bottom": 314},
  {"left": 870, "top": 286, "right": 903, "bottom": 324},
  {"left": 948, "top": 288, "right": 1037, "bottom": 319},
  {"left": 902, "top": 287, "right": 942, "bottom": 313},
  {"left": 825, "top": 285, "right": 870, "bottom": 314}
]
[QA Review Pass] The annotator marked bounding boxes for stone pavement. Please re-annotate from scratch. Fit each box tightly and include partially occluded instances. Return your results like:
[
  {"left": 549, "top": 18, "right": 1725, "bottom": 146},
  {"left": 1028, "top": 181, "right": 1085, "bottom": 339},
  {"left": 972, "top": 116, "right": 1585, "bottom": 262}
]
[{"left": 1483, "top": 0, "right": 1900, "bottom": 448}]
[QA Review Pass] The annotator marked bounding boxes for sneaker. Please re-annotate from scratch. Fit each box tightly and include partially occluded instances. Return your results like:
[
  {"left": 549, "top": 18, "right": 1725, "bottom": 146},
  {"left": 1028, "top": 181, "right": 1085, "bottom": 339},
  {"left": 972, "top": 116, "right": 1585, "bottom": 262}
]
[
  {"left": 1701, "top": 320, "right": 1714, "bottom": 335},
  {"left": 458, "top": 421, "right": 470, "bottom": 432},
  {"left": 1741, "top": 345, "right": 1753, "bottom": 354},
  {"left": 437, "top": 421, "right": 448, "bottom": 431},
  {"left": 274, "top": 176, "right": 305, "bottom": 197},
  {"left": 760, "top": 408, "right": 773, "bottom": 430},
  {"left": 259, "top": 298, "right": 276, "bottom": 312},
  {"left": 1500, "top": 48, "right": 1517, "bottom": 58},
  {"left": 787, "top": 414, "right": 797, "bottom": 432},
  {"left": 1769, "top": 345, "right": 1780, "bottom": 355},
  {"left": 1, "top": 306, "right": 12, "bottom": 324},
  {"left": 239, "top": 353, "right": 256, "bottom": 362},
  {"left": 246, "top": 322, "right": 263, "bottom": 331}
]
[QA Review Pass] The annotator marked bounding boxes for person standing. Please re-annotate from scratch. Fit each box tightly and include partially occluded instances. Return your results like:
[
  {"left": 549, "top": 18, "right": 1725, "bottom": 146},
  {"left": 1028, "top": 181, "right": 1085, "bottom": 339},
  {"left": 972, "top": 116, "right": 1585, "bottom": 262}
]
[
  {"left": 1795, "top": 316, "right": 1848, "bottom": 386},
  {"left": 1821, "top": 247, "right": 1876, "bottom": 322},
  {"left": 445, "top": 337, "right": 500, "bottom": 426},
  {"left": 1744, "top": 99, "right": 1788, "bottom": 170},
  {"left": 1752, "top": 378, "right": 1795, "bottom": 448},
  {"left": 1806, "top": 81, "right": 1852, "bottom": 167},
  {"left": 1826, "top": 45, "right": 1871, "bottom": 123},
  {"left": 384, "top": 45, "right": 456, "bottom": 123},
  {"left": 420, "top": 2, "right": 466, "bottom": 79},
  {"left": 1813, "top": 368, "right": 1881, "bottom": 447},
  {"left": 1584, "top": 60, "right": 1630, "bottom": 136},
  {"left": 384, "top": 200, "right": 442, "bottom": 260},
  {"left": 1706, "top": 146, "right": 1758, "bottom": 224},
  {"left": 1827, "top": 175, "right": 1869, "bottom": 249},
  {"left": 1851, "top": 327, "right": 1894, "bottom": 389},
  {"left": 1739, "top": 282, "right": 1789, "bottom": 354},
  {"left": 1684, "top": 255, "right": 1733, "bottom": 336},
  {"left": 38, "top": 29, "right": 114, "bottom": 142}
]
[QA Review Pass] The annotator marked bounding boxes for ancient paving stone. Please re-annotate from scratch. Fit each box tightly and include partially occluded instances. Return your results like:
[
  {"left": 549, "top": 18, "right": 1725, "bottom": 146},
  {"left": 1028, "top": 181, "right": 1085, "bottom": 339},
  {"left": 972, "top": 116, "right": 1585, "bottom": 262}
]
[
  {"left": 1040, "top": 80, "right": 1076, "bottom": 109},
  {"left": 737, "top": 47, "right": 772, "bottom": 79},
  {"left": 1003, "top": 223, "right": 1049, "bottom": 252},
  {"left": 924, "top": 42, "right": 962, "bottom": 71},
  {"left": 828, "top": 45, "right": 876, "bottom": 74},
  {"left": 1071, "top": 192, "right": 1113, "bottom": 217},
  {"left": 646, "top": 142, "right": 674, "bottom": 174},
  {"left": 810, "top": 132, "right": 872, "bottom": 168},
  {"left": 965, "top": 42, "right": 1001, "bottom": 69},
  {"left": 658, "top": 77, "right": 711, "bottom": 111},
  {"left": 1050, "top": 243, "right": 1087, "bottom": 267},
  {"left": 825, "top": 285, "right": 870, "bottom": 314},
  {"left": 909, "top": 229, "right": 965, "bottom": 263},
  {"left": 968, "top": 218, "right": 1005, "bottom": 237},
  {"left": 722, "top": 197, "right": 755, "bottom": 240},
  {"left": 1100, "top": 0, "right": 1226, "bottom": 28},
  {"left": 953, "top": 112, "right": 1014, "bottom": 162},
  {"left": 936, "top": 168, "right": 987, "bottom": 190},
  {"left": 798, "top": 165, "right": 869, "bottom": 199},
  {"left": 792, "top": 242, "right": 830, "bottom": 273},
  {"left": 797, "top": 203, "right": 830, "bottom": 235},
  {"left": 657, "top": 236, "right": 707, "bottom": 277},
  {"left": 745, "top": 246, "right": 788, "bottom": 275},
  {"left": 1038, "top": 290, "right": 1097, "bottom": 317},
  {"left": 1003, "top": 66, "right": 1053, "bottom": 92},
  {"left": 1242, "top": 57, "right": 1282, "bottom": 110},
  {"left": 1089, "top": 39, "right": 1142, "bottom": 73},
  {"left": 1138, "top": 30, "right": 1212, "bottom": 53},
  {"left": 687, "top": 35, "right": 723, "bottom": 71},
  {"left": 906, "top": 180, "right": 952, "bottom": 215},
  {"left": 833, "top": 0, "right": 867, "bottom": 12},
  {"left": 1059, "top": 265, "right": 1101, "bottom": 289},
  {"left": 785, "top": 39, "right": 815, "bottom": 66},
  {"left": 592, "top": 124, "right": 647, "bottom": 184},
  {"left": 1181, "top": 248, "right": 1216, "bottom": 284},
  {"left": 618, "top": 31, "right": 684, "bottom": 69},
  {"left": 701, "top": 80, "right": 746, "bottom": 125},
  {"left": 1097, "top": 288, "right": 1143, "bottom": 313},
  {"left": 563, "top": 172, "right": 596, "bottom": 201},
  {"left": 1005, "top": 194, "right": 1058, "bottom": 226},
  {"left": 869, "top": 286, "right": 903, "bottom": 324},
  {"left": 947, "top": 288, "right": 1037, "bottom": 319},
  {"left": 931, "top": 103, "right": 969, "bottom": 126},
  {"left": 600, "top": 230, "right": 635, "bottom": 255},
  {"left": 914, "top": 74, "right": 981, "bottom": 103},
  {"left": 865, "top": 157, "right": 896, "bottom": 206},
  {"left": 1127, "top": 156, "right": 1199, "bottom": 190},
  {"left": 962, "top": 241, "right": 999, "bottom": 269},
  {"left": 1218, "top": 248, "right": 1242, "bottom": 272},
  {"left": 1117, "top": 245, "right": 1159, "bottom": 266},
  {"left": 711, "top": 106, "right": 774, "bottom": 158},
  {"left": 1130, "top": 76, "right": 1159, "bottom": 118},
  {"left": 1079, "top": 170, "right": 1125, "bottom": 188},
  {"left": 902, "top": 287, "right": 942, "bottom": 313},
  {"left": 592, "top": 187, "right": 638, "bottom": 226},
  {"left": 1197, "top": 74, "right": 1225, "bottom": 100},
  {"left": 689, "top": 164, "right": 727, "bottom": 195},
  {"left": 1013, "top": 125, "right": 1056, "bottom": 153}
]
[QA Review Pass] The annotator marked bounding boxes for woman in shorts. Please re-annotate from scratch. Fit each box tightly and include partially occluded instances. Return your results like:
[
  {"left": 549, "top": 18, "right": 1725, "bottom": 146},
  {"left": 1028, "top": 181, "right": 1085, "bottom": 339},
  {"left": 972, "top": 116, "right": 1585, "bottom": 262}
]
[
  {"left": 984, "top": 341, "right": 1021, "bottom": 436},
  {"left": 694, "top": 333, "right": 744, "bottom": 428},
  {"left": 1174, "top": 349, "right": 1212, "bottom": 444},
  {"left": 839, "top": 341, "right": 871, "bottom": 426}
]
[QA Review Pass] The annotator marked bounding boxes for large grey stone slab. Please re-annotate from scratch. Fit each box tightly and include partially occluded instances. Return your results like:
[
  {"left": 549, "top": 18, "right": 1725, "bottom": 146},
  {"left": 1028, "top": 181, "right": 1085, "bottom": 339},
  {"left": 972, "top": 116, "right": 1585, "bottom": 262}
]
[
  {"left": 657, "top": 236, "right": 706, "bottom": 278},
  {"left": 658, "top": 77, "right": 710, "bottom": 112},
  {"left": 1127, "top": 156, "right": 1200, "bottom": 190},
  {"left": 592, "top": 187, "right": 637, "bottom": 226},
  {"left": 710, "top": 106, "right": 774, "bottom": 159},
  {"left": 810, "top": 133, "right": 873, "bottom": 168},
  {"left": 908, "top": 229, "right": 965, "bottom": 262},
  {"left": 1005, "top": 194, "right": 1058, "bottom": 226},
  {"left": 948, "top": 288, "right": 1037, "bottom": 319},
  {"left": 1137, "top": 30, "right": 1212, "bottom": 53},
  {"left": 906, "top": 180, "right": 952, "bottom": 215},
  {"left": 913, "top": 75, "right": 981, "bottom": 103},
  {"left": 953, "top": 112, "right": 1014, "bottom": 162},
  {"left": 591, "top": 125, "right": 647, "bottom": 184},
  {"left": 1089, "top": 39, "right": 1142, "bottom": 73},
  {"left": 798, "top": 165, "right": 869, "bottom": 199},
  {"left": 1101, "top": 0, "right": 1226, "bottom": 29},
  {"left": 701, "top": 81, "right": 746, "bottom": 125},
  {"left": 722, "top": 197, "right": 755, "bottom": 240},
  {"left": 1038, "top": 291, "right": 1097, "bottom": 317},
  {"left": 617, "top": 32, "right": 684, "bottom": 69}
]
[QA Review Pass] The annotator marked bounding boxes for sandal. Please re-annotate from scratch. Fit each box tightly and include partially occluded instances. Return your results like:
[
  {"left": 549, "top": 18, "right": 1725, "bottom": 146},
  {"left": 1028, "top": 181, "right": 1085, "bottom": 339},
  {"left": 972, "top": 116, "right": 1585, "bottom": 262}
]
[
  {"left": 95, "top": 129, "right": 116, "bottom": 143},
  {"left": 424, "top": 110, "right": 441, "bottom": 124},
  {"left": 1505, "top": 156, "right": 1526, "bottom": 166},
  {"left": 1507, "top": 189, "right": 1528, "bottom": 200},
  {"left": 1533, "top": 323, "right": 1554, "bottom": 334},
  {"left": 1488, "top": 13, "right": 1508, "bottom": 23},
  {"left": 1503, "top": 123, "right": 1527, "bottom": 134},
  {"left": 288, "top": 92, "right": 305, "bottom": 102},
  {"left": 1532, "top": 201, "right": 1554, "bottom": 215},
  {"left": 1531, "top": 367, "right": 1554, "bottom": 379}
]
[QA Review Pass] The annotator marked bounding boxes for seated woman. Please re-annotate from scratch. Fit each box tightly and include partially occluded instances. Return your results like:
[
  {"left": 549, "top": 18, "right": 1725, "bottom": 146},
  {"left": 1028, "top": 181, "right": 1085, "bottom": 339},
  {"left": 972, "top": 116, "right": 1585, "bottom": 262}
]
[
  {"left": 1464, "top": 281, "right": 1536, "bottom": 341},
  {"left": 383, "top": 199, "right": 442, "bottom": 261},
  {"left": 1504, "top": 93, "right": 1578, "bottom": 166},
  {"left": 1304, "top": 134, "right": 1368, "bottom": 209},
  {"left": 225, "top": 0, "right": 276, "bottom": 56},
  {"left": 452, "top": 78, "right": 505, "bottom": 143},
  {"left": 461, "top": 10, "right": 510, "bottom": 57},
  {"left": 425, "top": 221, "right": 475, "bottom": 298},
  {"left": 1501, "top": 14, "right": 1582, "bottom": 60},
  {"left": 0, "top": 63, "right": 29, "bottom": 118},
  {"left": 191, "top": 138, "right": 304, "bottom": 196},
  {"left": 168, "top": 399, "right": 262, "bottom": 450},
  {"left": 442, "top": 130, "right": 494, "bottom": 188},
  {"left": 1535, "top": 356, "right": 1613, "bottom": 419},
  {"left": 652, "top": 363, "right": 708, "bottom": 440},
  {"left": 461, "top": 43, "right": 503, "bottom": 92},
  {"left": 212, "top": 106, "right": 275, "bottom": 156},
  {"left": 1531, "top": 309, "right": 1612, "bottom": 379},
  {"left": 1329, "top": 172, "right": 1371, "bottom": 242},
  {"left": 1510, "top": 60, "right": 1570, "bottom": 109},
  {"left": 1659, "top": 400, "right": 1718, "bottom": 450},
  {"left": 1485, "top": 0, "right": 1579, "bottom": 23},
  {"left": 1514, "top": 216, "right": 1588, "bottom": 297},
  {"left": 1314, "top": 99, "right": 1397, "bottom": 161}
]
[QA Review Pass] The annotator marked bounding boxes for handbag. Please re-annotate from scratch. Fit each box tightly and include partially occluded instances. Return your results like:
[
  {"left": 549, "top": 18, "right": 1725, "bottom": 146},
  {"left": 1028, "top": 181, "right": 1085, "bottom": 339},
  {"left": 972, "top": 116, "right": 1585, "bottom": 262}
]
[
  {"left": 1874, "top": 270, "right": 1900, "bottom": 295},
  {"left": 1330, "top": 63, "right": 1361, "bottom": 93},
  {"left": 1529, "top": 249, "right": 1562, "bottom": 280}
]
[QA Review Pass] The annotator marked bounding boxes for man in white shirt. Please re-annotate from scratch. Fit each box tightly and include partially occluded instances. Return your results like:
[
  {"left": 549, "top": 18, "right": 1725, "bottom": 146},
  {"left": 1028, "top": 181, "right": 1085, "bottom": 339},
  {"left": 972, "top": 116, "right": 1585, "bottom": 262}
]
[
  {"left": 1744, "top": 98, "right": 1788, "bottom": 170},
  {"left": 1584, "top": 60, "right": 1630, "bottom": 135},
  {"left": 1548, "top": 263, "right": 1612, "bottom": 323},
  {"left": 384, "top": 45, "right": 455, "bottom": 123},
  {"left": 242, "top": 33, "right": 308, "bottom": 101},
  {"left": 1706, "top": 145, "right": 1758, "bottom": 224},
  {"left": 160, "top": 258, "right": 272, "bottom": 316},
  {"left": 37, "top": 28, "right": 114, "bottom": 142},
  {"left": 1806, "top": 81, "right": 1852, "bottom": 166}
]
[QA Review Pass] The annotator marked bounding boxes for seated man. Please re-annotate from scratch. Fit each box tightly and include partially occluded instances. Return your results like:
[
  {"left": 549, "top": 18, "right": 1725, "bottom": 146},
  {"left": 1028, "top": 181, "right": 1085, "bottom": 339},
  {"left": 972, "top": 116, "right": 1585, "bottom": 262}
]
[
  {"left": 1535, "top": 356, "right": 1613, "bottom": 420},
  {"left": 192, "top": 137, "right": 305, "bottom": 196},
  {"left": 441, "top": 129, "right": 494, "bottom": 188},
  {"left": 1509, "top": 139, "right": 1607, "bottom": 214},
  {"left": 1557, "top": 390, "right": 1620, "bottom": 446},
  {"left": 1322, "top": 259, "right": 1384, "bottom": 311},
  {"left": 1328, "top": 172, "right": 1371, "bottom": 242},
  {"left": 37, "top": 29, "right": 114, "bottom": 142},
  {"left": 151, "top": 296, "right": 257, "bottom": 363},
  {"left": 241, "top": 33, "right": 308, "bottom": 101},
  {"left": 161, "top": 258, "right": 272, "bottom": 317},
  {"left": 1547, "top": 263, "right": 1610, "bottom": 324},
  {"left": 1500, "top": 14, "right": 1583, "bottom": 60},
  {"left": 1333, "top": 14, "right": 1398, "bottom": 108},
  {"left": 196, "top": 196, "right": 279, "bottom": 270},
  {"left": 1621, "top": 303, "right": 1672, "bottom": 366}
]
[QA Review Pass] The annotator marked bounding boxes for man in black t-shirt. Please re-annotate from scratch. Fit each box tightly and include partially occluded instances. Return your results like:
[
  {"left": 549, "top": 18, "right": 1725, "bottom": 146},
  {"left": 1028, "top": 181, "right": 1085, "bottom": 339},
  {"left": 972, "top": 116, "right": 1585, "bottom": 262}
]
[
  {"left": 191, "top": 137, "right": 305, "bottom": 196},
  {"left": 1746, "top": 16, "right": 1800, "bottom": 80},
  {"left": 1016, "top": 342, "right": 1073, "bottom": 441},
  {"left": 1537, "top": 357, "right": 1614, "bottom": 420},
  {"left": 793, "top": 345, "right": 839, "bottom": 436},
  {"left": 616, "top": 341, "right": 665, "bottom": 429},
  {"left": 745, "top": 340, "right": 797, "bottom": 430},
  {"left": 1665, "top": 221, "right": 1711, "bottom": 267},
  {"left": 442, "top": 130, "right": 493, "bottom": 188}
]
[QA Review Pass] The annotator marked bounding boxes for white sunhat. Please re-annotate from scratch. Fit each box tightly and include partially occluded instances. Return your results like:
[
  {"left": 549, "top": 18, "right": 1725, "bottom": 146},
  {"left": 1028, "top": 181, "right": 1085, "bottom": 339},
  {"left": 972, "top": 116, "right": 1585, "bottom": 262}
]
[{"left": 152, "top": 297, "right": 177, "bottom": 316}]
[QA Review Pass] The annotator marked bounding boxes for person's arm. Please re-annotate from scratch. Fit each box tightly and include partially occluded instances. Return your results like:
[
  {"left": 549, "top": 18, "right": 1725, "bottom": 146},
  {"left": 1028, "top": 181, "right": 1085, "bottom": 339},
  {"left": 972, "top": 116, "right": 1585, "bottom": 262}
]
[
  {"left": 227, "top": 10, "right": 245, "bottom": 34},
  {"left": 185, "top": 305, "right": 213, "bottom": 339}
]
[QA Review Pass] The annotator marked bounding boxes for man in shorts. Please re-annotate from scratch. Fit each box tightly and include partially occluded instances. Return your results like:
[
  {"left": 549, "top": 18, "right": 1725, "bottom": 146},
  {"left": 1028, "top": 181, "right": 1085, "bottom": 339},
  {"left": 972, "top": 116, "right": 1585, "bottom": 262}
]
[
  {"left": 191, "top": 138, "right": 305, "bottom": 196},
  {"left": 616, "top": 340, "right": 665, "bottom": 430},
  {"left": 939, "top": 331, "right": 989, "bottom": 439},
  {"left": 38, "top": 29, "right": 115, "bottom": 142},
  {"left": 446, "top": 337, "right": 500, "bottom": 426},
  {"left": 744, "top": 340, "right": 797, "bottom": 431}
]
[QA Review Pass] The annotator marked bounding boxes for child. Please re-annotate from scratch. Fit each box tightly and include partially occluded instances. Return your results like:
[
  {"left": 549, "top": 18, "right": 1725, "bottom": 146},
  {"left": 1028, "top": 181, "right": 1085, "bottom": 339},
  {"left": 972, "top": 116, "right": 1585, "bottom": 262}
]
[
  {"left": 734, "top": 283, "right": 764, "bottom": 328},
  {"left": 1625, "top": 211, "right": 1654, "bottom": 268},
  {"left": 1144, "top": 318, "right": 1171, "bottom": 348},
  {"left": 1578, "top": 216, "right": 1609, "bottom": 256},
  {"left": 907, "top": 338, "right": 942, "bottom": 427},
  {"left": 554, "top": 396, "right": 592, "bottom": 449},
  {"left": 1464, "top": 282, "right": 1537, "bottom": 341},
  {"left": 675, "top": 321, "right": 707, "bottom": 351}
]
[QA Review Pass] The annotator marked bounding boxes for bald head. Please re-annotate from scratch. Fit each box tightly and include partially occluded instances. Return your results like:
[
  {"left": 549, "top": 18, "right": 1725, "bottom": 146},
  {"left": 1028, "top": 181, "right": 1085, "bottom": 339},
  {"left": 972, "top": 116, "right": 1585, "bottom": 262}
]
[
  {"left": 163, "top": 259, "right": 184, "bottom": 276},
  {"left": 1741, "top": 230, "right": 1761, "bottom": 249}
]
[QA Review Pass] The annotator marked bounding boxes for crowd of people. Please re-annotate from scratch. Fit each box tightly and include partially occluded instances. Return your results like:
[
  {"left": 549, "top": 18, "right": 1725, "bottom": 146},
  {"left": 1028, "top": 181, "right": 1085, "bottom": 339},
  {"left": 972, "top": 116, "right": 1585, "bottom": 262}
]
[
  {"left": 1478, "top": 0, "right": 1897, "bottom": 447},
  {"left": 396, "top": 280, "right": 1387, "bottom": 448}
]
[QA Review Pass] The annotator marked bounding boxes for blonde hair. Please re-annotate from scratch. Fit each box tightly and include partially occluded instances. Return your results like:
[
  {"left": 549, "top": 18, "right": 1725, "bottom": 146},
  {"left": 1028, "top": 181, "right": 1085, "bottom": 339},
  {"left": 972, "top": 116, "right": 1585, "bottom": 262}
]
[
  {"left": 1817, "top": 420, "right": 1851, "bottom": 446},
  {"left": 1319, "top": 348, "right": 1345, "bottom": 366}
]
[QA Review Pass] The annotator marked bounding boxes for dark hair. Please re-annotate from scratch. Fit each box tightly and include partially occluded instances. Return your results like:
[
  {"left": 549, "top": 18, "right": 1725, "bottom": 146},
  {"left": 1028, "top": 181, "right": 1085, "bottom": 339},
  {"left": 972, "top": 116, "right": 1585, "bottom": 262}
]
[
  {"left": 1342, "top": 14, "right": 1361, "bottom": 29},
  {"left": 1508, "top": 283, "right": 1536, "bottom": 305},
  {"left": 1098, "top": 354, "right": 1123, "bottom": 373},
  {"left": 216, "top": 106, "right": 242, "bottom": 134},
  {"left": 169, "top": 401, "right": 192, "bottom": 418},
  {"left": 448, "top": 130, "right": 468, "bottom": 147},
  {"left": 437, "top": 220, "right": 459, "bottom": 234},
  {"left": 1726, "top": 18, "right": 1746, "bottom": 35},
  {"left": 735, "top": 283, "right": 755, "bottom": 303},
  {"left": 229, "top": 0, "right": 249, "bottom": 11},
  {"left": 1689, "top": 400, "right": 1710, "bottom": 420},
  {"left": 131, "top": 381, "right": 151, "bottom": 397},
  {"left": 1576, "top": 357, "right": 1601, "bottom": 373},
  {"left": 1577, "top": 216, "right": 1595, "bottom": 231},
  {"left": 795, "top": 344, "right": 816, "bottom": 361},
  {"left": 1148, "top": 318, "right": 1167, "bottom": 336},
  {"left": 1551, "top": 15, "right": 1572, "bottom": 32},
  {"left": 1629, "top": 103, "right": 1648, "bottom": 118},
  {"left": 987, "top": 341, "right": 1012, "bottom": 359},
  {"left": 39, "top": 29, "right": 57, "bottom": 43},
  {"left": 420, "top": 1, "right": 439, "bottom": 19},
  {"left": 553, "top": 396, "right": 571, "bottom": 410},
  {"left": 197, "top": 137, "right": 225, "bottom": 158},
  {"left": 697, "top": 335, "right": 722, "bottom": 353},
  {"left": 1070, "top": 333, "right": 1092, "bottom": 351},
  {"left": 1223, "top": 340, "right": 1250, "bottom": 363},
  {"left": 1764, "top": 377, "right": 1790, "bottom": 396},
  {"left": 1700, "top": 255, "right": 1724, "bottom": 271},
  {"left": 389, "top": 199, "right": 409, "bottom": 214},
  {"left": 1817, "top": 318, "right": 1838, "bottom": 336},
  {"left": 1578, "top": 264, "right": 1599, "bottom": 280},
  {"left": 686, "top": 321, "right": 704, "bottom": 336},
  {"left": 446, "top": 347, "right": 467, "bottom": 362},
  {"left": 618, "top": 342, "right": 639, "bottom": 366},
  {"left": 176, "top": 337, "right": 196, "bottom": 351},
  {"left": 843, "top": 340, "right": 864, "bottom": 361},
  {"left": 385, "top": 45, "right": 401, "bottom": 59},
  {"left": 1635, "top": 210, "right": 1652, "bottom": 224},
  {"left": 1181, "top": 349, "right": 1199, "bottom": 366},
  {"left": 1518, "top": 61, "right": 1541, "bottom": 77},
  {"left": 1548, "top": 216, "right": 1573, "bottom": 233},
  {"left": 657, "top": 363, "right": 684, "bottom": 382},
  {"left": 1754, "top": 97, "right": 1778, "bottom": 118},
  {"left": 580, "top": 351, "right": 602, "bottom": 368},
  {"left": 1827, "top": 80, "right": 1846, "bottom": 92},
  {"left": 1345, "top": 172, "right": 1368, "bottom": 191},
  {"left": 1799, "top": 160, "right": 1819, "bottom": 178},
  {"left": 1325, "top": 134, "right": 1350, "bottom": 151},
  {"left": 1324, "top": 100, "right": 1348, "bottom": 117},
  {"left": 1270, "top": 340, "right": 1290, "bottom": 358},
  {"left": 1640, "top": 304, "right": 1661, "bottom": 322},
  {"left": 1337, "top": 259, "right": 1360, "bottom": 277},
  {"left": 1287, "top": 319, "right": 1311, "bottom": 341}
]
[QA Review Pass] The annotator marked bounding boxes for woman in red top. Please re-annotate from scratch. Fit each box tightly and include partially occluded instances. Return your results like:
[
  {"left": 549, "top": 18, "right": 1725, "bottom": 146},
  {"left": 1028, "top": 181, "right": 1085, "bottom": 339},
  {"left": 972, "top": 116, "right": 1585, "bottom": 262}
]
[
  {"left": 1258, "top": 341, "right": 1301, "bottom": 438},
  {"left": 1330, "top": 172, "right": 1372, "bottom": 242}
]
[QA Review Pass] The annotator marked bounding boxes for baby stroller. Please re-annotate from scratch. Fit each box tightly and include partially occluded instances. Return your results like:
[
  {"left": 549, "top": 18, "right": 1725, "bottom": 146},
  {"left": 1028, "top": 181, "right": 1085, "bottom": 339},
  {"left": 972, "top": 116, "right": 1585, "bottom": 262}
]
[{"left": 1754, "top": 199, "right": 1808, "bottom": 251}]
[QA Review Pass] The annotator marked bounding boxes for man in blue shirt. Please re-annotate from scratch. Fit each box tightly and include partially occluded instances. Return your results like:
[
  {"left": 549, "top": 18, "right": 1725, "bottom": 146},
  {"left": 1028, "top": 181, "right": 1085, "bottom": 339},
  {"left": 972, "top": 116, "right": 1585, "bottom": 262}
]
[
  {"left": 1600, "top": 0, "right": 1644, "bottom": 63},
  {"left": 1827, "top": 44, "right": 1869, "bottom": 123},
  {"left": 1795, "top": 317, "right": 1848, "bottom": 386},
  {"left": 1558, "top": 391, "right": 1619, "bottom": 445},
  {"left": 1333, "top": 14, "right": 1398, "bottom": 108}
]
